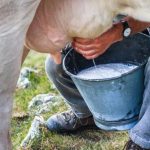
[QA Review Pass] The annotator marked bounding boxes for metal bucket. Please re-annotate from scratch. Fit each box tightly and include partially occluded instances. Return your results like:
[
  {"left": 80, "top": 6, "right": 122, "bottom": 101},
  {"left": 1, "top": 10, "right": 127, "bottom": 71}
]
[{"left": 63, "top": 33, "right": 150, "bottom": 131}]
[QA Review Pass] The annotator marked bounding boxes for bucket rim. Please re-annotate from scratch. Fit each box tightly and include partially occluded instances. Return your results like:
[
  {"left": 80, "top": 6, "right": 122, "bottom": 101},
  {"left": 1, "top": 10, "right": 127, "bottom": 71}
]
[{"left": 63, "top": 50, "right": 146, "bottom": 82}]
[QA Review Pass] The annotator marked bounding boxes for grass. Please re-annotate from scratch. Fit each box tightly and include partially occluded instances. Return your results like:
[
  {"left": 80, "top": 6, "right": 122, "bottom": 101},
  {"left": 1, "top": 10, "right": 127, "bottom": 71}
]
[{"left": 11, "top": 51, "right": 128, "bottom": 150}]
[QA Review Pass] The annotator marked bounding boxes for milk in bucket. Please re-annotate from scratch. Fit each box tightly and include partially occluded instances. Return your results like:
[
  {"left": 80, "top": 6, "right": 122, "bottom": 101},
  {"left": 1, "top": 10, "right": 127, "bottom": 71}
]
[{"left": 77, "top": 63, "right": 138, "bottom": 80}]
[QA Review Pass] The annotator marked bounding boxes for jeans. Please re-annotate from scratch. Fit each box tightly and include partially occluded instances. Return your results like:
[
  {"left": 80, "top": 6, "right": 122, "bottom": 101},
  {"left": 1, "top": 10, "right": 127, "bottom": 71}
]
[
  {"left": 45, "top": 55, "right": 92, "bottom": 118},
  {"left": 45, "top": 55, "right": 150, "bottom": 149},
  {"left": 129, "top": 59, "right": 150, "bottom": 149}
]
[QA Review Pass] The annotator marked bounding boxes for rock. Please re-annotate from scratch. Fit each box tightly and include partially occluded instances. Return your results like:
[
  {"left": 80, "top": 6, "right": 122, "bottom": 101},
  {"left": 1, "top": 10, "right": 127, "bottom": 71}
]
[
  {"left": 28, "top": 94, "right": 63, "bottom": 115},
  {"left": 17, "top": 67, "right": 38, "bottom": 89},
  {"left": 20, "top": 116, "right": 45, "bottom": 148}
]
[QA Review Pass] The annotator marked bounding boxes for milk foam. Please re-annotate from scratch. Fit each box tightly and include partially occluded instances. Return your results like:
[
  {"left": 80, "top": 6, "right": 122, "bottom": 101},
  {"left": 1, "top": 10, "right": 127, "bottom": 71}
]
[{"left": 77, "top": 63, "right": 138, "bottom": 80}]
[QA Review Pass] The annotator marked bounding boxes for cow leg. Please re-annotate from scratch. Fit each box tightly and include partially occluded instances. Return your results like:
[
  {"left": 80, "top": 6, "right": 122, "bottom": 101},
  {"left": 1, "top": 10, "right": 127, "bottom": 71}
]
[
  {"left": 21, "top": 46, "right": 30, "bottom": 65},
  {"left": 0, "top": 0, "right": 40, "bottom": 150}
]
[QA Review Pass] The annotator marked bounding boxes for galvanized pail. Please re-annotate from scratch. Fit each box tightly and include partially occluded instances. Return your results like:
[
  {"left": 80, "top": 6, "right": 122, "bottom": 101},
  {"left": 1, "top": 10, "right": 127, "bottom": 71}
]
[{"left": 63, "top": 33, "right": 150, "bottom": 131}]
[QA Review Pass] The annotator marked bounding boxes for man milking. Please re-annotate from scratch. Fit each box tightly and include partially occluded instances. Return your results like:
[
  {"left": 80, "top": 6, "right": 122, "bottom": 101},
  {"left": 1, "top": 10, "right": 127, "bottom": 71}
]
[
  {"left": 1, "top": 0, "right": 150, "bottom": 150},
  {"left": 25, "top": 5, "right": 150, "bottom": 149},
  {"left": 43, "top": 20, "right": 150, "bottom": 150}
]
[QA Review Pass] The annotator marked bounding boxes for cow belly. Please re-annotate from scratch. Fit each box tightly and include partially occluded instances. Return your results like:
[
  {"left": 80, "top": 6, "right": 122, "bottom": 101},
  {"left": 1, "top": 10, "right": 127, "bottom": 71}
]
[{"left": 27, "top": 0, "right": 150, "bottom": 54}]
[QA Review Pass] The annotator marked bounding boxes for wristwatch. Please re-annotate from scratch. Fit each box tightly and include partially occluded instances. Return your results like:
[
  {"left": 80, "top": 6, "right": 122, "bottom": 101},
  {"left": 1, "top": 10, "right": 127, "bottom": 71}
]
[{"left": 122, "top": 21, "right": 132, "bottom": 38}]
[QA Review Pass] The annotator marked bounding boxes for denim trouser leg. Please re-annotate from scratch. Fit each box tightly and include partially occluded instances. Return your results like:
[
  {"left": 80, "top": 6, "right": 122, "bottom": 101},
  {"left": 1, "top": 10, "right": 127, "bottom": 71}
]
[
  {"left": 45, "top": 56, "right": 92, "bottom": 118},
  {"left": 129, "top": 58, "right": 150, "bottom": 149}
]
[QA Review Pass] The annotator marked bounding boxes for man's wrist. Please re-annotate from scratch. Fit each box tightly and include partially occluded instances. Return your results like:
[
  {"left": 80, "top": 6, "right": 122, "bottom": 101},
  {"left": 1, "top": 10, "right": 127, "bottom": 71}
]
[{"left": 112, "top": 18, "right": 150, "bottom": 42}]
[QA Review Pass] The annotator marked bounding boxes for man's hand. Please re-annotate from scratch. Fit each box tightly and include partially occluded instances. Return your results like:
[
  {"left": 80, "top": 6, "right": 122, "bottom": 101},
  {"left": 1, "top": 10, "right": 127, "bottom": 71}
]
[
  {"left": 52, "top": 24, "right": 121, "bottom": 63},
  {"left": 73, "top": 17, "right": 150, "bottom": 60},
  {"left": 73, "top": 24, "right": 123, "bottom": 59}
]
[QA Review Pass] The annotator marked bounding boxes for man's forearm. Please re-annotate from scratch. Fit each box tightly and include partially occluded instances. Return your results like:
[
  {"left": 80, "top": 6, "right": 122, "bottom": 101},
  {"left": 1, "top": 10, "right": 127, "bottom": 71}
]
[
  {"left": 128, "top": 18, "right": 150, "bottom": 34},
  {"left": 114, "top": 18, "right": 150, "bottom": 41}
]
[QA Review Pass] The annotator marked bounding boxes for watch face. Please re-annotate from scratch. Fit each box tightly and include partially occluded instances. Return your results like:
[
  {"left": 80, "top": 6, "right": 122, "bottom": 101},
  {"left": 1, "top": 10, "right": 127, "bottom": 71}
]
[{"left": 124, "top": 28, "right": 132, "bottom": 37}]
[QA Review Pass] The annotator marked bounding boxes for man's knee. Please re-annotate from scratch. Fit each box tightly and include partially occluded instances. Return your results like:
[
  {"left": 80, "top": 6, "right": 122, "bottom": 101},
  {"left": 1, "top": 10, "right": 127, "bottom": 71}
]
[
  {"left": 144, "top": 58, "right": 150, "bottom": 85},
  {"left": 45, "top": 56, "right": 57, "bottom": 80}
]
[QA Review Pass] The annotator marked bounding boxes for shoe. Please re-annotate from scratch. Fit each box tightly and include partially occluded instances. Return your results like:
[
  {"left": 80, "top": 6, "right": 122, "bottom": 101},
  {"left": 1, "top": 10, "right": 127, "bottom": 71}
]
[
  {"left": 124, "top": 139, "right": 149, "bottom": 150},
  {"left": 46, "top": 110, "right": 95, "bottom": 132}
]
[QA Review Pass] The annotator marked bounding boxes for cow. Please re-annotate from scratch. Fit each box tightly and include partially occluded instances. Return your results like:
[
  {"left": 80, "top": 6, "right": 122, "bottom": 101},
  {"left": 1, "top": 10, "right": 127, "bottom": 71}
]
[{"left": 0, "top": 0, "right": 150, "bottom": 150}]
